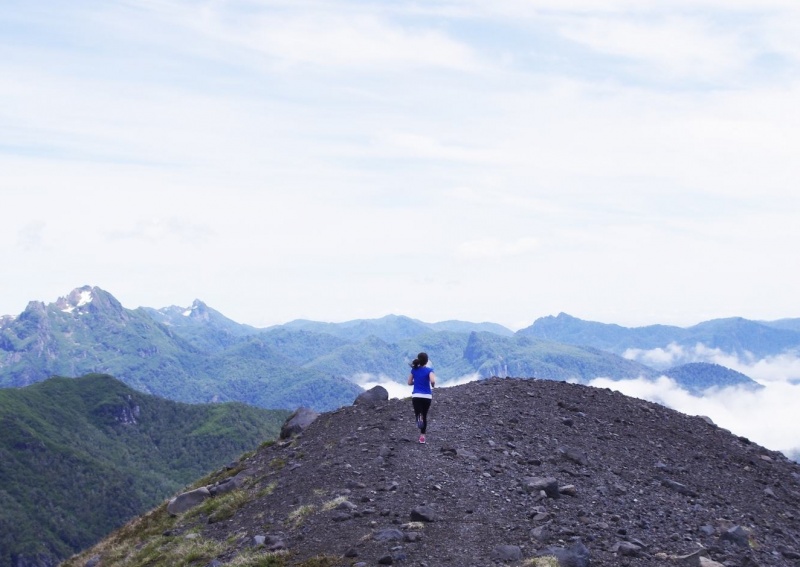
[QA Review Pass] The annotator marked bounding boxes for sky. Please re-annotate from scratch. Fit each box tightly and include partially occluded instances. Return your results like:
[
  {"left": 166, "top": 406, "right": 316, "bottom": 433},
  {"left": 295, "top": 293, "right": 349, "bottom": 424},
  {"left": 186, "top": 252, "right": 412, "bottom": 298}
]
[{"left": 3, "top": 0, "right": 800, "bottom": 331}]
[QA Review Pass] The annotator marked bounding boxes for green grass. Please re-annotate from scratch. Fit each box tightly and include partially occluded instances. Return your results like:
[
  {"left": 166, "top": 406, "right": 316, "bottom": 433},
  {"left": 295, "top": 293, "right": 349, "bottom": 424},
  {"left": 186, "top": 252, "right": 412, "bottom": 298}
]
[
  {"left": 522, "top": 557, "right": 560, "bottom": 567},
  {"left": 287, "top": 504, "right": 315, "bottom": 527},
  {"left": 227, "top": 550, "right": 289, "bottom": 566},
  {"left": 321, "top": 496, "right": 349, "bottom": 512},
  {"left": 256, "top": 482, "right": 278, "bottom": 499},
  {"left": 187, "top": 489, "right": 250, "bottom": 523}
]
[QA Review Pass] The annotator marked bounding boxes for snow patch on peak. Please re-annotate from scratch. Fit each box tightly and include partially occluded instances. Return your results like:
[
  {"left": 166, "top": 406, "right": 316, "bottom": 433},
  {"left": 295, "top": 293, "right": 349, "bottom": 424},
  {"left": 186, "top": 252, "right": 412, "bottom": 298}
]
[
  {"left": 76, "top": 290, "right": 93, "bottom": 307},
  {"left": 60, "top": 288, "right": 94, "bottom": 314},
  {"left": 182, "top": 309, "right": 192, "bottom": 317}
]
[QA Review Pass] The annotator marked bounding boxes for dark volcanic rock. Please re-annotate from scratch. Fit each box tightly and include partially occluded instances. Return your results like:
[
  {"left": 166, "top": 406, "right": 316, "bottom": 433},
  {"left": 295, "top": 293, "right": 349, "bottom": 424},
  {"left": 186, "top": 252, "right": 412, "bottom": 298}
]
[
  {"left": 353, "top": 385, "right": 389, "bottom": 406},
  {"left": 66, "top": 377, "right": 800, "bottom": 567},
  {"left": 279, "top": 406, "right": 319, "bottom": 439}
]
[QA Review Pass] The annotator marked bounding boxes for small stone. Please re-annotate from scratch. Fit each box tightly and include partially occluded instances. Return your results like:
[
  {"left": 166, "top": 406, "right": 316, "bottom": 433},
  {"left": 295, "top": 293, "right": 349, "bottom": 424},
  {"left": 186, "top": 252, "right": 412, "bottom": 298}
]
[
  {"left": 410, "top": 506, "right": 436, "bottom": 522},
  {"left": 531, "top": 525, "right": 550, "bottom": 542},
  {"left": 378, "top": 555, "right": 394, "bottom": 565},
  {"left": 699, "top": 525, "right": 715, "bottom": 536},
  {"left": 781, "top": 548, "right": 800, "bottom": 559},
  {"left": 559, "top": 484, "right": 577, "bottom": 496},
  {"left": 613, "top": 541, "right": 641, "bottom": 556},
  {"left": 721, "top": 525, "right": 751, "bottom": 547},
  {"left": 525, "top": 477, "right": 560, "bottom": 499},
  {"left": 374, "top": 528, "right": 404, "bottom": 542},
  {"left": 492, "top": 545, "right": 522, "bottom": 562}
]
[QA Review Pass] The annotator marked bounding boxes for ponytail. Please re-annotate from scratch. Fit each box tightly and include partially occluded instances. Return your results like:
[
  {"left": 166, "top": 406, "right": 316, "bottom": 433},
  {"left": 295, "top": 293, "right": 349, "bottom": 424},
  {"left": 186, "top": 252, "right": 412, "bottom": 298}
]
[{"left": 411, "top": 352, "right": 429, "bottom": 369}]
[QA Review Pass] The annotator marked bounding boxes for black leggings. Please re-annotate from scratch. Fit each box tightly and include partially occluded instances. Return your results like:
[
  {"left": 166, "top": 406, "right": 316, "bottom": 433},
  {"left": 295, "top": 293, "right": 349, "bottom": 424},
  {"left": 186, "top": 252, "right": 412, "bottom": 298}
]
[{"left": 412, "top": 397, "right": 432, "bottom": 434}]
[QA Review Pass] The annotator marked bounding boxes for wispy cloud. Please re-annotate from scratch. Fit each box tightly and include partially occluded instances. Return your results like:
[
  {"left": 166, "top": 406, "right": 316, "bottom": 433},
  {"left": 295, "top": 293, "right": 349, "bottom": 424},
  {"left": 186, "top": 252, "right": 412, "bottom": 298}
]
[
  {"left": 128, "top": 1, "right": 481, "bottom": 72},
  {"left": 457, "top": 237, "right": 539, "bottom": 260},
  {"left": 106, "top": 218, "right": 215, "bottom": 244},
  {"left": 555, "top": 15, "right": 749, "bottom": 82}
]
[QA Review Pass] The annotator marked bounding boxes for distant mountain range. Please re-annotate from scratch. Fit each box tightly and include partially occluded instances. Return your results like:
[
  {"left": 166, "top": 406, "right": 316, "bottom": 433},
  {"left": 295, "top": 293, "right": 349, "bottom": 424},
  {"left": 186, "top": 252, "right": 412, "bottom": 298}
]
[
  {"left": 520, "top": 312, "right": 800, "bottom": 362},
  {"left": 2, "top": 287, "right": 795, "bottom": 411},
  {"left": 0, "top": 373, "right": 288, "bottom": 567}
]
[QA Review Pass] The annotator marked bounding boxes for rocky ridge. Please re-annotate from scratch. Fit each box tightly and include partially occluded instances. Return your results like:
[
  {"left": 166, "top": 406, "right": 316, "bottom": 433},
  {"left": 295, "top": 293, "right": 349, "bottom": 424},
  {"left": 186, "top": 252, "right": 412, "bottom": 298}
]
[{"left": 65, "top": 378, "right": 800, "bottom": 567}]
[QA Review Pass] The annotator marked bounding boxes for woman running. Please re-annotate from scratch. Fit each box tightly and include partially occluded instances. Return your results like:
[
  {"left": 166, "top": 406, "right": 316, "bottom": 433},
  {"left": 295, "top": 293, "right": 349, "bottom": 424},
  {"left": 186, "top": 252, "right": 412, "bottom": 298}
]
[{"left": 408, "top": 352, "right": 436, "bottom": 444}]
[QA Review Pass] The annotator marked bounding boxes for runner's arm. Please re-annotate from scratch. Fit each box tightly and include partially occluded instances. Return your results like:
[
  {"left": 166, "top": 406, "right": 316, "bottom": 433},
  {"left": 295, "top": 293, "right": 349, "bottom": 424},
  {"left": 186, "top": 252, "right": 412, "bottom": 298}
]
[
  {"left": 430, "top": 372, "right": 436, "bottom": 387},
  {"left": 408, "top": 373, "right": 414, "bottom": 385}
]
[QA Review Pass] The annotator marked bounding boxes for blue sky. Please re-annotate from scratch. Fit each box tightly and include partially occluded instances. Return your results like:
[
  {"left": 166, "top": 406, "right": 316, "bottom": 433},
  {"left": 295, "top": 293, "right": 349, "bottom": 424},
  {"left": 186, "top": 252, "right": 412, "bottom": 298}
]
[{"left": 2, "top": 0, "right": 800, "bottom": 329}]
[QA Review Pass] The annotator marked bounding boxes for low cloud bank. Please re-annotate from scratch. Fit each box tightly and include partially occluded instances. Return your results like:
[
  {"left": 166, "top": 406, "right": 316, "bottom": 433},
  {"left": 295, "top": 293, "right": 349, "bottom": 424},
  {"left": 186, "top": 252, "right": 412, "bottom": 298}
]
[
  {"left": 589, "top": 375, "right": 800, "bottom": 456},
  {"left": 352, "top": 372, "right": 482, "bottom": 400},
  {"left": 623, "top": 343, "right": 800, "bottom": 383}
]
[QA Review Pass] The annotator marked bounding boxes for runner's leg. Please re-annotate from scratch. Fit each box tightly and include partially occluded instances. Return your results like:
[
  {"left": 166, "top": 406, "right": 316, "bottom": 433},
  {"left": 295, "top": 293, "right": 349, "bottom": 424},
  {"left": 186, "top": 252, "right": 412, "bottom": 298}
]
[
  {"left": 419, "top": 398, "right": 431, "bottom": 434},
  {"left": 412, "top": 398, "right": 424, "bottom": 430}
]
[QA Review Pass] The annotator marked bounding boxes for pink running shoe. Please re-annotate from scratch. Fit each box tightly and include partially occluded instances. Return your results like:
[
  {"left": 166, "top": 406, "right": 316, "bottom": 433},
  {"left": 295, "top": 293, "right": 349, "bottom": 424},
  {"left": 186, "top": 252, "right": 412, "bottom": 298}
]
[{"left": 419, "top": 434, "right": 426, "bottom": 444}]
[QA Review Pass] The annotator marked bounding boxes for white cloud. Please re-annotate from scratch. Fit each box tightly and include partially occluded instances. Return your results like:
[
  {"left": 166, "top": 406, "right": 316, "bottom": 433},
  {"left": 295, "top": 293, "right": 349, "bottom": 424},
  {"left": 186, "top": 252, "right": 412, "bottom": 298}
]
[
  {"left": 457, "top": 237, "right": 539, "bottom": 260},
  {"left": 623, "top": 343, "right": 686, "bottom": 368},
  {"left": 352, "top": 372, "right": 481, "bottom": 400},
  {"left": 623, "top": 343, "right": 800, "bottom": 383},
  {"left": 589, "top": 375, "right": 800, "bottom": 456},
  {"left": 556, "top": 15, "right": 748, "bottom": 81},
  {"left": 352, "top": 373, "right": 410, "bottom": 399},
  {"left": 140, "top": 2, "right": 480, "bottom": 72}
]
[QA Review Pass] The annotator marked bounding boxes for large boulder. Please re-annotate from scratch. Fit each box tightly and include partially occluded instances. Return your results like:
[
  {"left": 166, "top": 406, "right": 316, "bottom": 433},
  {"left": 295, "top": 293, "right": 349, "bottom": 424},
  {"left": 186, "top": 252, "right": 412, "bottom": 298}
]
[
  {"left": 353, "top": 385, "right": 389, "bottom": 406},
  {"left": 167, "top": 487, "right": 211, "bottom": 516},
  {"left": 280, "top": 407, "right": 319, "bottom": 439}
]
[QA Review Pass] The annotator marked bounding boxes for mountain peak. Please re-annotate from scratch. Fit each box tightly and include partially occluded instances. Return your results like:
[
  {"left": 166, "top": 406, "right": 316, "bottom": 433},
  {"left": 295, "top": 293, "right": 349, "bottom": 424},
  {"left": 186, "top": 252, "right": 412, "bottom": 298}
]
[
  {"left": 182, "top": 299, "right": 210, "bottom": 319},
  {"left": 55, "top": 285, "right": 96, "bottom": 314}
]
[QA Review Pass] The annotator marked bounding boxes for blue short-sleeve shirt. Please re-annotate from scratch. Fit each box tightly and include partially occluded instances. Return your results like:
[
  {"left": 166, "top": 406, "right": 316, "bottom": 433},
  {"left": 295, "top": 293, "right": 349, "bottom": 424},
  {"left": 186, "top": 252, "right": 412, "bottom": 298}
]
[{"left": 411, "top": 366, "right": 433, "bottom": 398}]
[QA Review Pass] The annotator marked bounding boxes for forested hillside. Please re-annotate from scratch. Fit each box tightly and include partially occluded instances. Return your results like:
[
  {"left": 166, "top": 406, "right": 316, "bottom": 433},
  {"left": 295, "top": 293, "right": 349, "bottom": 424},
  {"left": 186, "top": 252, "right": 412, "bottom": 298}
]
[{"left": 0, "top": 374, "right": 289, "bottom": 567}]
